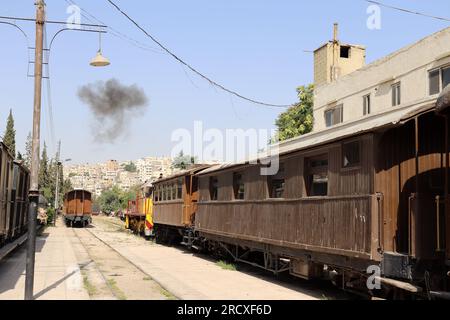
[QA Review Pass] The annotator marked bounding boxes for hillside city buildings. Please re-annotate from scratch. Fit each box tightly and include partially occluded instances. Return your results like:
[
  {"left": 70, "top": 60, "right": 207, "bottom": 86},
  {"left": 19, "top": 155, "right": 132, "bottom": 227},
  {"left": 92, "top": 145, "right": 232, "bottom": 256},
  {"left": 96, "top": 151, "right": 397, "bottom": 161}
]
[{"left": 63, "top": 157, "right": 177, "bottom": 196}]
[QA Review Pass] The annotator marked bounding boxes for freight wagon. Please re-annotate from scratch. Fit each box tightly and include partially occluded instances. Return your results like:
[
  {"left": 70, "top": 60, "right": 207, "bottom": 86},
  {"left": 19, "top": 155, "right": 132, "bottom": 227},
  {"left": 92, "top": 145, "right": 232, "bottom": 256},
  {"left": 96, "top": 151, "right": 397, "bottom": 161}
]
[
  {"left": 0, "top": 142, "right": 30, "bottom": 247},
  {"left": 63, "top": 190, "right": 92, "bottom": 227}
]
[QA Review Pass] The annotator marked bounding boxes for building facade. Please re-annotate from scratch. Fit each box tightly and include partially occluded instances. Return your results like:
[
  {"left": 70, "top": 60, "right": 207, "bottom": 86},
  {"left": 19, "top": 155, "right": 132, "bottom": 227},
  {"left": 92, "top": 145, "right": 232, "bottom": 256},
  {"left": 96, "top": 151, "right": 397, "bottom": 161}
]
[{"left": 313, "top": 27, "right": 450, "bottom": 132}]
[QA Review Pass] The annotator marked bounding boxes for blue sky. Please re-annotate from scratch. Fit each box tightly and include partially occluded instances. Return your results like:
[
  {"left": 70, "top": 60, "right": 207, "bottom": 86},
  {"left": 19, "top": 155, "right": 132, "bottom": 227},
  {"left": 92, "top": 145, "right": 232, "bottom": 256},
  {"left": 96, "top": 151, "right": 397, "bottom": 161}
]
[{"left": 1, "top": 0, "right": 449, "bottom": 164}]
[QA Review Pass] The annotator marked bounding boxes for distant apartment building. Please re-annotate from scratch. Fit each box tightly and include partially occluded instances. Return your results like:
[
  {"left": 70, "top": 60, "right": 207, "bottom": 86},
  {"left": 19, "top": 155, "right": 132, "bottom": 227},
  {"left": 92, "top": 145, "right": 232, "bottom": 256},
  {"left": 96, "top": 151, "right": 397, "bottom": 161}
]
[
  {"left": 64, "top": 156, "right": 176, "bottom": 195},
  {"left": 313, "top": 26, "right": 450, "bottom": 132}
]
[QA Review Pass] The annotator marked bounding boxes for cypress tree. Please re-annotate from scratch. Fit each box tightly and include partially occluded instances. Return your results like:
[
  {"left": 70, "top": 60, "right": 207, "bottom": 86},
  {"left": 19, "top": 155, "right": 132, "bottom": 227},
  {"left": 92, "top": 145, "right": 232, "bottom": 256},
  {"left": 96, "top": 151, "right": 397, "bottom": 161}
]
[{"left": 3, "top": 109, "right": 16, "bottom": 157}]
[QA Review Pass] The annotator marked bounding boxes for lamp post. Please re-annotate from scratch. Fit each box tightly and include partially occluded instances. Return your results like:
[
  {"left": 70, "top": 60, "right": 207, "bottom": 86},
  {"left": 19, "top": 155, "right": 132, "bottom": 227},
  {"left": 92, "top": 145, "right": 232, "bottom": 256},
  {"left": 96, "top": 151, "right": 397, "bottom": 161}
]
[{"left": 24, "top": 0, "right": 110, "bottom": 300}]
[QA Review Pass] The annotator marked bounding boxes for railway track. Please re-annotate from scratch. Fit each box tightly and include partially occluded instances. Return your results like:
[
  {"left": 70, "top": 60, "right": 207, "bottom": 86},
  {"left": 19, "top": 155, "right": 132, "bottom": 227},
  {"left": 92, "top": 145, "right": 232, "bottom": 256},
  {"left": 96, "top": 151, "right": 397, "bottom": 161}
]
[{"left": 70, "top": 225, "right": 174, "bottom": 300}]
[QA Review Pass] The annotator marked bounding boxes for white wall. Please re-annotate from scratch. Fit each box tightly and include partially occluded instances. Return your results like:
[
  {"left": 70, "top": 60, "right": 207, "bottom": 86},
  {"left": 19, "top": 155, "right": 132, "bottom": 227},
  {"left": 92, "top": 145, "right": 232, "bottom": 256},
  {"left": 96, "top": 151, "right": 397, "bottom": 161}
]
[{"left": 313, "top": 27, "right": 450, "bottom": 132}]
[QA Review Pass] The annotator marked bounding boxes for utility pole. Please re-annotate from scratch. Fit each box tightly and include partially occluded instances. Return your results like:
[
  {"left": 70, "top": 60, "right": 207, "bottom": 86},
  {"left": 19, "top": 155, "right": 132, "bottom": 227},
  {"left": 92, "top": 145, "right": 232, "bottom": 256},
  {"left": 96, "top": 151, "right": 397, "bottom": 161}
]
[
  {"left": 54, "top": 140, "right": 61, "bottom": 226},
  {"left": 25, "top": 0, "right": 45, "bottom": 301}
]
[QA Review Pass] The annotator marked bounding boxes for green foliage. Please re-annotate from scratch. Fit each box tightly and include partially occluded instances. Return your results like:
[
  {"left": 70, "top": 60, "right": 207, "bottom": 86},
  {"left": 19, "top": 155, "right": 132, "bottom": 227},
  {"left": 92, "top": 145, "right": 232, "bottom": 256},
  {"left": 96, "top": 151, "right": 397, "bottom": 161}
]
[
  {"left": 39, "top": 143, "right": 50, "bottom": 189},
  {"left": 216, "top": 260, "right": 237, "bottom": 271},
  {"left": 95, "top": 186, "right": 136, "bottom": 214},
  {"left": 123, "top": 162, "right": 137, "bottom": 172},
  {"left": 274, "top": 85, "right": 314, "bottom": 142},
  {"left": 3, "top": 109, "right": 16, "bottom": 157},
  {"left": 24, "top": 132, "right": 32, "bottom": 169},
  {"left": 46, "top": 207, "right": 55, "bottom": 225},
  {"left": 172, "top": 151, "right": 196, "bottom": 170}
]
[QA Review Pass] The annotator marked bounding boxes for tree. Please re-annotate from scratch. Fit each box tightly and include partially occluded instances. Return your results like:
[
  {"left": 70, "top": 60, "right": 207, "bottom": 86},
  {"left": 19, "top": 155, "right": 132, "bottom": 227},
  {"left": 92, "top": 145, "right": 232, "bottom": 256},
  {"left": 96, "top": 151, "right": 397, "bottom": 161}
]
[
  {"left": 123, "top": 162, "right": 137, "bottom": 172},
  {"left": 24, "top": 132, "right": 32, "bottom": 169},
  {"left": 273, "top": 85, "right": 314, "bottom": 142},
  {"left": 39, "top": 142, "right": 50, "bottom": 189},
  {"left": 96, "top": 186, "right": 123, "bottom": 214},
  {"left": 172, "top": 151, "right": 196, "bottom": 170},
  {"left": 3, "top": 109, "right": 16, "bottom": 157}
]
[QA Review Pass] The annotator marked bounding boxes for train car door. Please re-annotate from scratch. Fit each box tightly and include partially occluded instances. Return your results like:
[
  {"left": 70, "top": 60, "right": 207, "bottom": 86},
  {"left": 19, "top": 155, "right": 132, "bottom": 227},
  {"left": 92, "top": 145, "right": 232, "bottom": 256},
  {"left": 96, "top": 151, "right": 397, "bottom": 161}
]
[{"left": 445, "top": 115, "right": 450, "bottom": 262}]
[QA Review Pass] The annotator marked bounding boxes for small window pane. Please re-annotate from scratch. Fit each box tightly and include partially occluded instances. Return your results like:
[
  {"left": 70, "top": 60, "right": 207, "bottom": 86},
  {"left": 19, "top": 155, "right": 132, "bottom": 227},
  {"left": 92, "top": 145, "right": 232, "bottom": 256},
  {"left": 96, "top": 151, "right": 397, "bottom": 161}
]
[
  {"left": 177, "top": 179, "right": 183, "bottom": 199},
  {"left": 429, "top": 70, "right": 440, "bottom": 95},
  {"left": 343, "top": 141, "right": 361, "bottom": 168},
  {"left": 335, "top": 105, "right": 343, "bottom": 124},
  {"left": 325, "top": 110, "right": 333, "bottom": 127},
  {"left": 392, "top": 83, "right": 401, "bottom": 106},
  {"left": 268, "top": 164, "right": 285, "bottom": 199},
  {"left": 210, "top": 177, "right": 218, "bottom": 201},
  {"left": 363, "top": 95, "right": 371, "bottom": 115},
  {"left": 312, "top": 174, "right": 328, "bottom": 196},
  {"left": 442, "top": 67, "right": 450, "bottom": 90},
  {"left": 233, "top": 173, "right": 245, "bottom": 200}
]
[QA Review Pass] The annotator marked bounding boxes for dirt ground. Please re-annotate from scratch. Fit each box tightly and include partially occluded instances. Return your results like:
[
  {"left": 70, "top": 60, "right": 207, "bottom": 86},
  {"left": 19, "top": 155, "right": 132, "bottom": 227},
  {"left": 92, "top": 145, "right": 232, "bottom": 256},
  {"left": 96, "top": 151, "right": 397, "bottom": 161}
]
[
  {"left": 70, "top": 223, "right": 173, "bottom": 300},
  {"left": 89, "top": 216, "right": 352, "bottom": 300}
]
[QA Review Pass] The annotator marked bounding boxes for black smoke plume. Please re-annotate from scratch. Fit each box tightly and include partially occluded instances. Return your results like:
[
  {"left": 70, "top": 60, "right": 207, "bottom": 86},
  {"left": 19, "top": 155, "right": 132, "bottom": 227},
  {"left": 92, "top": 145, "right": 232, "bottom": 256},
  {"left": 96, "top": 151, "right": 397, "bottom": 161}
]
[{"left": 78, "top": 78, "right": 149, "bottom": 143}]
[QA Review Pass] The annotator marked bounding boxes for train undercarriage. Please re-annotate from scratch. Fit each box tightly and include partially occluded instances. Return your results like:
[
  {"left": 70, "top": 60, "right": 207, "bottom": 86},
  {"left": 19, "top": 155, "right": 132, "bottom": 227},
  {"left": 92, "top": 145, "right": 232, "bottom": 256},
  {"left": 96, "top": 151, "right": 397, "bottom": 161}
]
[{"left": 153, "top": 224, "right": 450, "bottom": 300}]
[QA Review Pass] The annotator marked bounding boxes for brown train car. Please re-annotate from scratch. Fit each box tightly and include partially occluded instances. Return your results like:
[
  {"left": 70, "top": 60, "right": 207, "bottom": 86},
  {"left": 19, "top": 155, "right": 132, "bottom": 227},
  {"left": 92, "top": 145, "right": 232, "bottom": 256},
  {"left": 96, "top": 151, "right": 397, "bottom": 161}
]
[
  {"left": 63, "top": 190, "right": 92, "bottom": 227},
  {"left": 152, "top": 166, "right": 211, "bottom": 244},
  {"left": 0, "top": 142, "right": 30, "bottom": 246},
  {"left": 195, "top": 103, "right": 450, "bottom": 299}
]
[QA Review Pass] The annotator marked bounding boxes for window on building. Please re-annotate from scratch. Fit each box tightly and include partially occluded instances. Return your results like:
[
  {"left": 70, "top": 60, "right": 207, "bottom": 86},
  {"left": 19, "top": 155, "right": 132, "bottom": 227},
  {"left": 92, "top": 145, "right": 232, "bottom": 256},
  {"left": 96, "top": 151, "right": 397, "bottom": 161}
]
[
  {"left": 267, "top": 163, "right": 285, "bottom": 199},
  {"left": 305, "top": 155, "right": 329, "bottom": 197},
  {"left": 209, "top": 177, "right": 218, "bottom": 201},
  {"left": 325, "top": 105, "right": 343, "bottom": 128},
  {"left": 363, "top": 94, "right": 371, "bottom": 116},
  {"left": 340, "top": 46, "right": 350, "bottom": 59},
  {"left": 442, "top": 66, "right": 450, "bottom": 90},
  {"left": 429, "top": 66, "right": 450, "bottom": 96},
  {"left": 429, "top": 69, "right": 441, "bottom": 95},
  {"left": 342, "top": 141, "right": 361, "bottom": 168},
  {"left": 392, "top": 82, "right": 401, "bottom": 106},
  {"left": 177, "top": 178, "right": 183, "bottom": 199},
  {"left": 233, "top": 173, "right": 245, "bottom": 200}
]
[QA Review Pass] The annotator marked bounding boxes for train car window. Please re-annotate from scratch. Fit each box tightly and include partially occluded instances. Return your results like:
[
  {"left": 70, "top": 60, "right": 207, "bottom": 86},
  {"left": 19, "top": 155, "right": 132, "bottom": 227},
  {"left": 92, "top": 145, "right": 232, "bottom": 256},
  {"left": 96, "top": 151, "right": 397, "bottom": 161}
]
[
  {"left": 162, "top": 185, "right": 167, "bottom": 201},
  {"left": 305, "top": 155, "right": 329, "bottom": 197},
  {"left": 154, "top": 187, "right": 159, "bottom": 202},
  {"left": 342, "top": 141, "right": 361, "bottom": 168},
  {"left": 233, "top": 173, "right": 245, "bottom": 200},
  {"left": 172, "top": 183, "right": 177, "bottom": 200},
  {"left": 177, "top": 178, "right": 183, "bottom": 199},
  {"left": 268, "top": 163, "right": 285, "bottom": 199},
  {"left": 209, "top": 177, "right": 219, "bottom": 201},
  {"left": 167, "top": 184, "right": 172, "bottom": 201}
]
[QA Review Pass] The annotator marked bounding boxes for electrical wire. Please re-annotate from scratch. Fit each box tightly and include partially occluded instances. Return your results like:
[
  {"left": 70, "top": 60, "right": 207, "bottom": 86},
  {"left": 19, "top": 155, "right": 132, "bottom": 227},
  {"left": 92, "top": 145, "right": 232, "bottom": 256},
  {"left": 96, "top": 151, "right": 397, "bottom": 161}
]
[
  {"left": 65, "top": 0, "right": 165, "bottom": 55},
  {"left": 105, "top": 0, "right": 291, "bottom": 108},
  {"left": 364, "top": 0, "right": 450, "bottom": 23}
]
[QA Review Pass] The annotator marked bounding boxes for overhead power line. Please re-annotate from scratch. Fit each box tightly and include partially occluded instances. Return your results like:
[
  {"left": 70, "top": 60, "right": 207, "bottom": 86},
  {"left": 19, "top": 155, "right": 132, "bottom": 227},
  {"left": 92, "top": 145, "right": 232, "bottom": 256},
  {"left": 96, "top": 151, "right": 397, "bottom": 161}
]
[
  {"left": 364, "top": 0, "right": 450, "bottom": 23},
  {"left": 105, "top": 0, "right": 291, "bottom": 108},
  {"left": 64, "top": 0, "right": 165, "bottom": 55}
]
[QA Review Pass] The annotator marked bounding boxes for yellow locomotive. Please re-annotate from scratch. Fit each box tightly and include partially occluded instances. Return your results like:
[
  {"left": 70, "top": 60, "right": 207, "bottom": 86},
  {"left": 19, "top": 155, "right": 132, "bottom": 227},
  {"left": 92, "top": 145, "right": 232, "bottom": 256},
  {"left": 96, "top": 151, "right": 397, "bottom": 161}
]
[{"left": 125, "top": 182, "right": 154, "bottom": 237}]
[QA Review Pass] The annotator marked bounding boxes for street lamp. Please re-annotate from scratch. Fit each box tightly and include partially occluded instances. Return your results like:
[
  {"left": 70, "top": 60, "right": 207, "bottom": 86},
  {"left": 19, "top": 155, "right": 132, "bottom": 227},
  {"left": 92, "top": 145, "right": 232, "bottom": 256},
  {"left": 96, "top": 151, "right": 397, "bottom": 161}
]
[
  {"left": 90, "top": 32, "right": 110, "bottom": 67},
  {"left": 23, "top": 0, "right": 111, "bottom": 301}
]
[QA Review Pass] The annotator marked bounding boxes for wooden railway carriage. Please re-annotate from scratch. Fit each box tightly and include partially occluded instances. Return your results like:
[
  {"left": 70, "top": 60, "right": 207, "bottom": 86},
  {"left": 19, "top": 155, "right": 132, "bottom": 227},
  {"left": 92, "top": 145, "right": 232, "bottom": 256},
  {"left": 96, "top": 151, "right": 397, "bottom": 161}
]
[
  {"left": 152, "top": 166, "right": 211, "bottom": 244},
  {"left": 0, "top": 142, "right": 29, "bottom": 247},
  {"left": 63, "top": 190, "right": 92, "bottom": 227},
  {"left": 195, "top": 102, "right": 450, "bottom": 298}
]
